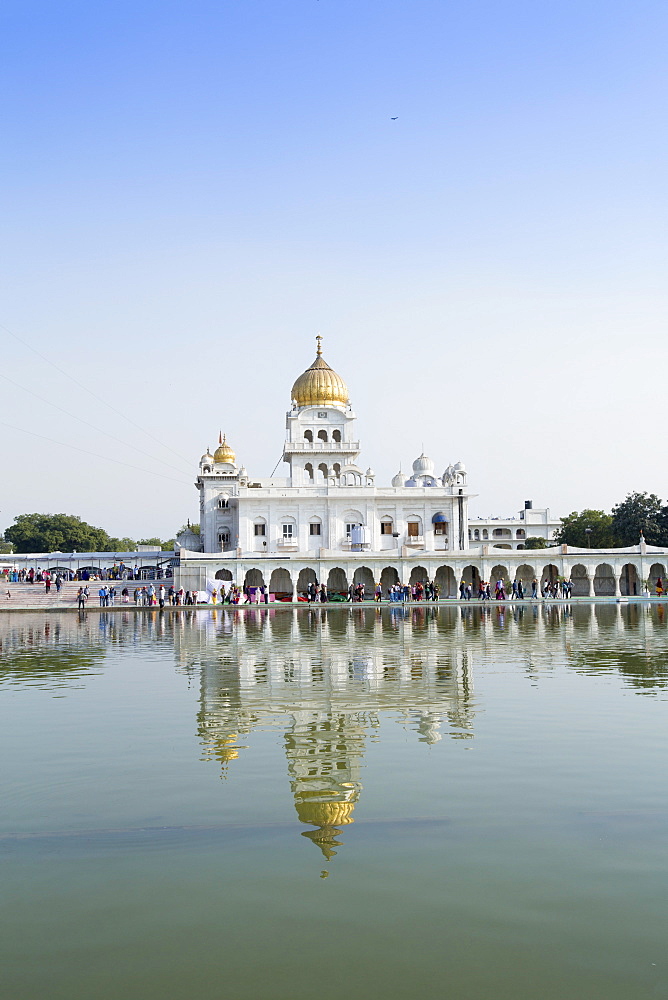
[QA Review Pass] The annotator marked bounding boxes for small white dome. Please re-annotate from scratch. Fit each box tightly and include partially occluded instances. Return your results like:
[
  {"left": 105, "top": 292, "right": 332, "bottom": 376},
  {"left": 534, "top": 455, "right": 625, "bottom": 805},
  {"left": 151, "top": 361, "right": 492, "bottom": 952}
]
[
  {"left": 365, "top": 467, "right": 375, "bottom": 477},
  {"left": 391, "top": 470, "right": 405, "bottom": 487},
  {"left": 454, "top": 459, "right": 466, "bottom": 472},
  {"left": 412, "top": 453, "right": 434, "bottom": 475},
  {"left": 201, "top": 449, "right": 214, "bottom": 464}
]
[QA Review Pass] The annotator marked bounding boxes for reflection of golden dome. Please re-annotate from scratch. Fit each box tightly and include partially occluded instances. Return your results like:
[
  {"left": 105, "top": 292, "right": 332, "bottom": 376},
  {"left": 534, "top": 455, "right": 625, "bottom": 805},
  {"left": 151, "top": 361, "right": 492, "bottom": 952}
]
[
  {"left": 296, "top": 800, "right": 356, "bottom": 827},
  {"left": 291, "top": 337, "right": 349, "bottom": 408},
  {"left": 214, "top": 433, "right": 236, "bottom": 464}
]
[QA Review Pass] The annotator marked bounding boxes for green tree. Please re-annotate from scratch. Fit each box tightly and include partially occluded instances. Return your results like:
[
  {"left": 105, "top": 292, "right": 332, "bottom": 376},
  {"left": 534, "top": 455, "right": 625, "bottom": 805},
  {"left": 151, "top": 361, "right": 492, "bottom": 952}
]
[
  {"left": 524, "top": 536, "right": 548, "bottom": 549},
  {"left": 611, "top": 492, "right": 664, "bottom": 546},
  {"left": 136, "top": 537, "right": 175, "bottom": 551},
  {"left": 4, "top": 514, "right": 120, "bottom": 553},
  {"left": 554, "top": 509, "right": 615, "bottom": 548}
]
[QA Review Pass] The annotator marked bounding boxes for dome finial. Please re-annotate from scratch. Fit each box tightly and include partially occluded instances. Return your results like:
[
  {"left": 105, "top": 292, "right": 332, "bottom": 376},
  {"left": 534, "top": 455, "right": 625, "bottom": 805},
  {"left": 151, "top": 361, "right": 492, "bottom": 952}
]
[{"left": 316, "top": 333, "right": 322, "bottom": 356}]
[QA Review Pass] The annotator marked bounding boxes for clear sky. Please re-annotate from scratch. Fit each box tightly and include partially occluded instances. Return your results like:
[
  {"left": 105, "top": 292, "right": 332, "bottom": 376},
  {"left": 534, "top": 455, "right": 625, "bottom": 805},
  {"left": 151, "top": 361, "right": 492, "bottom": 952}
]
[{"left": 2, "top": 0, "right": 667, "bottom": 540}]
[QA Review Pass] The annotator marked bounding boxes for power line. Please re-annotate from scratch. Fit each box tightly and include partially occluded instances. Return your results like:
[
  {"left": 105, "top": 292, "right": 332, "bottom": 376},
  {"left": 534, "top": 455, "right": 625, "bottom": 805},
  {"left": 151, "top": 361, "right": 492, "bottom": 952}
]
[
  {"left": 0, "top": 319, "right": 194, "bottom": 468},
  {"left": 0, "top": 419, "right": 193, "bottom": 487},
  {"left": 0, "top": 369, "right": 193, "bottom": 478}
]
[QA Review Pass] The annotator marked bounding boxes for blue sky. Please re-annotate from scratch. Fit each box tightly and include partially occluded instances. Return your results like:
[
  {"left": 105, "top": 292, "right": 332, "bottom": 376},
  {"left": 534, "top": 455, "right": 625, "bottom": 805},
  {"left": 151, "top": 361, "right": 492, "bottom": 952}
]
[{"left": 1, "top": 1, "right": 667, "bottom": 538}]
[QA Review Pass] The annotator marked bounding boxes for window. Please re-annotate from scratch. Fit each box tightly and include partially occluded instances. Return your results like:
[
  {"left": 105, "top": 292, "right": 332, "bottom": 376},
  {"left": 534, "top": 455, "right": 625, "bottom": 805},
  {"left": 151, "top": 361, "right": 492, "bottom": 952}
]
[
  {"left": 218, "top": 531, "right": 230, "bottom": 546},
  {"left": 345, "top": 523, "right": 357, "bottom": 538},
  {"left": 317, "top": 411, "right": 328, "bottom": 418},
  {"left": 434, "top": 524, "right": 447, "bottom": 536},
  {"left": 332, "top": 429, "right": 341, "bottom": 443},
  {"left": 304, "top": 430, "right": 313, "bottom": 443},
  {"left": 309, "top": 523, "right": 321, "bottom": 536},
  {"left": 516, "top": 529, "right": 525, "bottom": 538},
  {"left": 218, "top": 498, "right": 229, "bottom": 509},
  {"left": 282, "top": 523, "right": 294, "bottom": 539},
  {"left": 380, "top": 521, "right": 393, "bottom": 535},
  {"left": 407, "top": 521, "right": 420, "bottom": 537},
  {"left": 317, "top": 430, "right": 328, "bottom": 442},
  {"left": 254, "top": 523, "right": 266, "bottom": 536},
  {"left": 474, "top": 529, "right": 480, "bottom": 540},
  {"left": 482, "top": 529, "right": 488, "bottom": 539}
]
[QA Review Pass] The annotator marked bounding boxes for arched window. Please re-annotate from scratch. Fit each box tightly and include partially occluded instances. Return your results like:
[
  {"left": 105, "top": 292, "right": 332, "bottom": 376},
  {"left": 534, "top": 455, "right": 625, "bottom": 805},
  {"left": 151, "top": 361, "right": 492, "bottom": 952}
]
[
  {"left": 380, "top": 517, "right": 393, "bottom": 535},
  {"left": 333, "top": 463, "right": 341, "bottom": 477},
  {"left": 218, "top": 531, "right": 231, "bottom": 548},
  {"left": 474, "top": 529, "right": 480, "bottom": 540},
  {"left": 281, "top": 516, "right": 296, "bottom": 540},
  {"left": 253, "top": 518, "right": 266, "bottom": 537},
  {"left": 407, "top": 517, "right": 422, "bottom": 538},
  {"left": 317, "top": 429, "right": 328, "bottom": 442},
  {"left": 304, "top": 462, "right": 314, "bottom": 481},
  {"left": 318, "top": 462, "right": 328, "bottom": 478},
  {"left": 332, "top": 429, "right": 341, "bottom": 443},
  {"left": 516, "top": 529, "right": 525, "bottom": 538},
  {"left": 304, "top": 430, "right": 313, "bottom": 442},
  {"left": 218, "top": 497, "right": 229, "bottom": 509},
  {"left": 483, "top": 529, "right": 488, "bottom": 539}
]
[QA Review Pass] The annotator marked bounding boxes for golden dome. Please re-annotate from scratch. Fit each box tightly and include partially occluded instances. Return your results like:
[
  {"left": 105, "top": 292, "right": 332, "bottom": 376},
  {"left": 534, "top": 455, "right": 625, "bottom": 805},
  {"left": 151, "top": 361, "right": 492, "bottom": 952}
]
[
  {"left": 291, "top": 336, "right": 349, "bottom": 408},
  {"left": 295, "top": 800, "right": 356, "bottom": 828},
  {"left": 214, "top": 433, "right": 236, "bottom": 464}
]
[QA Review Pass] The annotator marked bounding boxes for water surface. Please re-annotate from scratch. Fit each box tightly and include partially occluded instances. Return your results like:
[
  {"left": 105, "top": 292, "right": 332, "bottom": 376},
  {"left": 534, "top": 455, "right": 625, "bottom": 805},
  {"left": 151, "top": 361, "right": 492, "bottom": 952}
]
[{"left": 1, "top": 604, "right": 667, "bottom": 1000}]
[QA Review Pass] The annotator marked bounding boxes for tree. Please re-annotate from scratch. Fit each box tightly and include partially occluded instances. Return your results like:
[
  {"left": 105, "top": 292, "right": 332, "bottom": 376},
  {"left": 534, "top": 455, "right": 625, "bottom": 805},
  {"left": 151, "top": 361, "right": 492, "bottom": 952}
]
[
  {"left": 554, "top": 509, "right": 615, "bottom": 548},
  {"left": 4, "top": 514, "right": 121, "bottom": 553},
  {"left": 611, "top": 492, "right": 665, "bottom": 546},
  {"left": 524, "top": 536, "right": 548, "bottom": 549},
  {"left": 136, "top": 537, "right": 175, "bottom": 551}
]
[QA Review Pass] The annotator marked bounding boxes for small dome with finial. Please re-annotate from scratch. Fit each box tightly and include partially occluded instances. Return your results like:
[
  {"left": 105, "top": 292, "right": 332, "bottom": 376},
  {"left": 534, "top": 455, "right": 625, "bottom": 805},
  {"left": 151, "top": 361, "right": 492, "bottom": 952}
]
[{"left": 214, "top": 433, "right": 236, "bottom": 464}]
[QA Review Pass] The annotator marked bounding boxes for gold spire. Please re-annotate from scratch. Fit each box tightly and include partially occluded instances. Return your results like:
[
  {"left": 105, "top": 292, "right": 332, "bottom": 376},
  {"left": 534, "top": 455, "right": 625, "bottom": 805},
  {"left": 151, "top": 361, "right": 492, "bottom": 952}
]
[
  {"left": 291, "top": 336, "right": 349, "bottom": 408},
  {"left": 213, "top": 432, "right": 236, "bottom": 464}
]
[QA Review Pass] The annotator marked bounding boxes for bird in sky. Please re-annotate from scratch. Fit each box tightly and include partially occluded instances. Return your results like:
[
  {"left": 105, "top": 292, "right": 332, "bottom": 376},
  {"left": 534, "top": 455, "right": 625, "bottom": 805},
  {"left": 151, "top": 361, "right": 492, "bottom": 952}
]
[{"left": 391, "top": 117, "right": 398, "bottom": 120}]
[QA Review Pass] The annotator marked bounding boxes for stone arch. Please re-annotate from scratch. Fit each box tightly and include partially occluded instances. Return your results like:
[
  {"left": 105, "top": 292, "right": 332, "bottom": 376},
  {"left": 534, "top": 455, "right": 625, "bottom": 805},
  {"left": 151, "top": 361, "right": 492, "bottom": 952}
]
[
  {"left": 304, "top": 430, "right": 313, "bottom": 442},
  {"left": 516, "top": 528, "right": 525, "bottom": 539},
  {"left": 569, "top": 563, "right": 589, "bottom": 597},
  {"left": 297, "top": 567, "right": 317, "bottom": 594},
  {"left": 244, "top": 568, "right": 265, "bottom": 588},
  {"left": 317, "top": 462, "right": 328, "bottom": 479},
  {"left": 490, "top": 564, "right": 509, "bottom": 585},
  {"left": 409, "top": 565, "right": 429, "bottom": 586},
  {"left": 541, "top": 564, "right": 559, "bottom": 588},
  {"left": 333, "top": 462, "right": 341, "bottom": 477},
  {"left": 215, "top": 568, "right": 233, "bottom": 581},
  {"left": 594, "top": 563, "right": 615, "bottom": 596},
  {"left": 461, "top": 565, "right": 480, "bottom": 590},
  {"left": 353, "top": 566, "right": 374, "bottom": 595},
  {"left": 380, "top": 566, "right": 400, "bottom": 592},
  {"left": 269, "top": 568, "right": 292, "bottom": 598},
  {"left": 435, "top": 565, "right": 456, "bottom": 597},
  {"left": 515, "top": 564, "right": 534, "bottom": 590},
  {"left": 332, "top": 429, "right": 341, "bottom": 442},
  {"left": 620, "top": 563, "right": 639, "bottom": 596},
  {"left": 649, "top": 563, "right": 666, "bottom": 593},
  {"left": 327, "top": 566, "right": 347, "bottom": 595},
  {"left": 317, "top": 429, "right": 328, "bottom": 442},
  {"left": 304, "top": 462, "right": 314, "bottom": 481}
]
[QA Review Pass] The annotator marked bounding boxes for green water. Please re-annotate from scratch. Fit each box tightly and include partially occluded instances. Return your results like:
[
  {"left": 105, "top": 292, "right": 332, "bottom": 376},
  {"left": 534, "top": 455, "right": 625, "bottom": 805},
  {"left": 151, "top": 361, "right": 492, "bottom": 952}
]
[{"left": 1, "top": 603, "right": 667, "bottom": 1000}]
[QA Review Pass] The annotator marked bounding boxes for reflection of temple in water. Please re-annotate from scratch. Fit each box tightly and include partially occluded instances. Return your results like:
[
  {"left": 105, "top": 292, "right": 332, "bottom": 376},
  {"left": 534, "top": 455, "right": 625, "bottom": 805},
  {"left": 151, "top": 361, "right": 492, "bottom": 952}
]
[{"left": 174, "top": 606, "right": 477, "bottom": 862}]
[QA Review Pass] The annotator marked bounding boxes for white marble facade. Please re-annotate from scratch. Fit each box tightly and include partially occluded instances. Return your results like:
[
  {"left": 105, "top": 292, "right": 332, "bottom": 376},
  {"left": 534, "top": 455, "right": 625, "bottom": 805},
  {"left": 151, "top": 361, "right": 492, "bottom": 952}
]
[
  {"left": 191, "top": 339, "right": 471, "bottom": 564},
  {"left": 176, "top": 339, "right": 668, "bottom": 598}
]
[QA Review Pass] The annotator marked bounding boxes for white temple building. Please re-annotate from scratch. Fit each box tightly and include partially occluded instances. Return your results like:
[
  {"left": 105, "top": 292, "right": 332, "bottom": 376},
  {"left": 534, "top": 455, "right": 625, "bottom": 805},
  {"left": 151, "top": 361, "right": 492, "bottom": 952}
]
[{"left": 175, "top": 338, "right": 668, "bottom": 599}]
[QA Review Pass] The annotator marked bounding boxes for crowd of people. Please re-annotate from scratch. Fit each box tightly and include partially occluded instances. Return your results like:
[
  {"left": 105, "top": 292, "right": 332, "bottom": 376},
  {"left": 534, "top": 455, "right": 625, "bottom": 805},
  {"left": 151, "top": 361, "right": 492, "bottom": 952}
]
[
  {"left": 4, "top": 564, "right": 171, "bottom": 584},
  {"left": 457, "top": 577, "right": 575, "bottom": 600}
]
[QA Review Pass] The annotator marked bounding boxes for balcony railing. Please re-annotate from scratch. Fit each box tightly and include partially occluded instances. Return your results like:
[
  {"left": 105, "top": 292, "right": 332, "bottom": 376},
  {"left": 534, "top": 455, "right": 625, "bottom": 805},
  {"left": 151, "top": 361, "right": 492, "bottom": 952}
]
[
  {"left": 277, "top": 537, "right": 299, "bottom": 550},
  {"left": 283, "top": 441, "right": 360, "bottom": 452}
]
